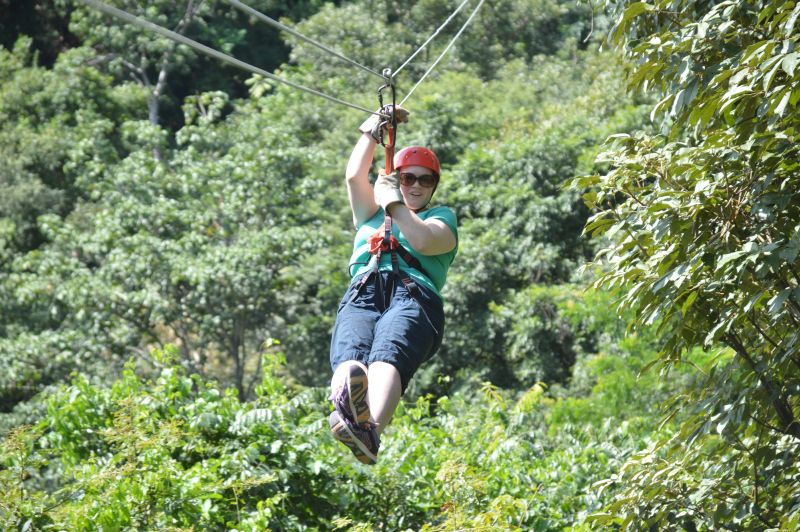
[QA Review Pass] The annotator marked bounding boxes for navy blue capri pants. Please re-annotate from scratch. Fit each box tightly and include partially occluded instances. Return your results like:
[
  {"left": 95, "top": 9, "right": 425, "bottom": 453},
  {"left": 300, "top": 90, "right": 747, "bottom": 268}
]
[{"left": 330, "top": 271, "right": 445, "bottom": 393}]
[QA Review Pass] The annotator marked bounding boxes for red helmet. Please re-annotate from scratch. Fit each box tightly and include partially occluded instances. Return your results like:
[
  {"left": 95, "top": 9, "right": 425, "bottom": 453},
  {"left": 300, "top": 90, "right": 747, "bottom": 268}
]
[{"left": 394, "top": 146, "right": 441, "bottom": 177}]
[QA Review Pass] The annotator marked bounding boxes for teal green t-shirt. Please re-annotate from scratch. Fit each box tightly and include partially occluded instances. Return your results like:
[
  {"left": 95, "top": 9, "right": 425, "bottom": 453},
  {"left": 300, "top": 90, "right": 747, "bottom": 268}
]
[{"left": 348, "top": 206, "right": 458, "bottom": 299}]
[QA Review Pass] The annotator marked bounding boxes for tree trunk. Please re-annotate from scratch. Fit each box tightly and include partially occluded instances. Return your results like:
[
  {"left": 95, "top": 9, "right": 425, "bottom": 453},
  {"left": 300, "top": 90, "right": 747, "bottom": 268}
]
[
  {"left": 147, "top": 0, "right": 202, "bottom": 160},
  {"left": 230, "top": 321, "right": 246, "bottom": 402}
]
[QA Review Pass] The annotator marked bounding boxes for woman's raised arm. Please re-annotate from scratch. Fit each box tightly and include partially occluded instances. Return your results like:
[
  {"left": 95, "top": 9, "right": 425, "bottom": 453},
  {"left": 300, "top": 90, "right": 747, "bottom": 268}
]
[{"left": 345, "top": 132, "right": 380, "bottom": 228}]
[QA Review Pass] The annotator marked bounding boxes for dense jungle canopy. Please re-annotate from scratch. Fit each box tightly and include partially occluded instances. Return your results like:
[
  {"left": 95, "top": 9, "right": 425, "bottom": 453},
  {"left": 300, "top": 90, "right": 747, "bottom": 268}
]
[{"left": 1, "top": 0, "right": 798, "bottom": 529}]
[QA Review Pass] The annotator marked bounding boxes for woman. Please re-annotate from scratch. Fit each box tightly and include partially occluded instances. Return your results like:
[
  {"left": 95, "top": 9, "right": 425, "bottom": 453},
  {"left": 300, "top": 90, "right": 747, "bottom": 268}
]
[{"left": 328, "top": 106, "right": 458, "bottom": 465}]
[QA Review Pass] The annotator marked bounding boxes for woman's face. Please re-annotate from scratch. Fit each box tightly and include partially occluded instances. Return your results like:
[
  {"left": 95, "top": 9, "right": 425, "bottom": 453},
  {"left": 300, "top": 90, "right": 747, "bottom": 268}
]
[{"left": 398, "top": 165, "right": 437, "bottom": 211}]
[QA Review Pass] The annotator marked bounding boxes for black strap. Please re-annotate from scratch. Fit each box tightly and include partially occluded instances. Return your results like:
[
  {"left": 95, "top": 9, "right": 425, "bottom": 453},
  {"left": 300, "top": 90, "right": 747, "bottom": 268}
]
[
  {"left": 384, "top": 212, "right": 429, "bottom": 277},
  {"left": 386, "top": 211, "right": 430, "bottom": 308}
]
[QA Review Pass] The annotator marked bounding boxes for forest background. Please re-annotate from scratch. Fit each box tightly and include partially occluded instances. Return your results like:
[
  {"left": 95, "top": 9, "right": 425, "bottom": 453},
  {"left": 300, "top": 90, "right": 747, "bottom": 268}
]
[{"left": 1, "top": 0, "right": 798, "bottom": 529}]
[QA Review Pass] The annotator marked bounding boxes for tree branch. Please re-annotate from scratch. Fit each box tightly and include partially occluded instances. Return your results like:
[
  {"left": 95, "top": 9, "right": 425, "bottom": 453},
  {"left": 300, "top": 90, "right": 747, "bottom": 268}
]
[
  {"left": 745, "top": 313, "right": 781, "bottom": 351},
  {"left": 172, "top": 321, "right": 201, "bottom": 375},
  {"left": 120, "top": 58, "right": 149, "bottom": 86},
  {"left": 86, "top": 53, "right": 117, "bottom": 67},
  {"left": 148, "top": 0, "right": 204, "bottom": 157},
  {"left": 753, "top": 425, "right": 764, "bottom": 517},
  {"left": 725, "top": 332, "right": 800, "bottom": 439},
  {"left": 748, "top": 413, "right": 788, "bottom": 435}
]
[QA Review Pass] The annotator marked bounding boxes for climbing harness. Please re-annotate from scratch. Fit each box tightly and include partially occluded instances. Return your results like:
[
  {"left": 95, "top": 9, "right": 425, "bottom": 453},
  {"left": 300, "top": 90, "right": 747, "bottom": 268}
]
[{"left": 349, "top": 219, "right": 439, "bottom": 333}]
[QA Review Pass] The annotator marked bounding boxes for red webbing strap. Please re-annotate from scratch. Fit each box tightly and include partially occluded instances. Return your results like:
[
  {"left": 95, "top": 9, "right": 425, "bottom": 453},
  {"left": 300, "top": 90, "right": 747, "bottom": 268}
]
[
  {"left": 366, "top": 225, "right": 429, "bottom": 278},
  {"left": 383, "top": 111, "right": 395, "bottom": 252},
  {"left": 384, "top": 126, "right": 395, "bottom": 173}
]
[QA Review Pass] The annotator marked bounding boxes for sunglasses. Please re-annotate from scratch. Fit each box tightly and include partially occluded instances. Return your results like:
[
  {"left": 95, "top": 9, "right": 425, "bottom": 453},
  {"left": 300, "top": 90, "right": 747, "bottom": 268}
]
[{"left": 398, "top": 172, "right": 437, "bottom": 188}]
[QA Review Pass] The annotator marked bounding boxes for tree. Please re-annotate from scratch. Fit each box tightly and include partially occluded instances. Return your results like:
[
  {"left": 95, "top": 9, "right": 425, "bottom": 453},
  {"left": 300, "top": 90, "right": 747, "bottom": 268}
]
[
  {"left": 414, "top": 52, "right": 645, "bottom": 393},
  {"left": 5, "top": 86, "right": 345, "bottom": 401},
  {"left": 0, "top": 38, "right": 138, "bottom": 411},
  {"left": 0, "top": 0, "right": 75, "bottom": 67},
  {"left": 0, "top": 0, "right": 640, "bottom": 413},
  {"left": 61, "top": 0, "right": 329, "bottom": 134},
  {"left": 0, "top": 37, "right": 130, "bottom": 253},
  {"left": 576, "top": 0, "right": 800, "bottom": 527},
  {"left": 65, "top": 0, "right": 210, "bottom": 133}
]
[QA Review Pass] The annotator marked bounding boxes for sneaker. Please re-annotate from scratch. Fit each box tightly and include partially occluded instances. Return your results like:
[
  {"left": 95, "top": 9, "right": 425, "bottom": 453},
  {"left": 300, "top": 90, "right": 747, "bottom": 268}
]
[
  {"left": 331, "top": 364, "right": 370, "bottom": 426},
  {"left": 329, "top": 411, "right": 380, "bottom": 465}
]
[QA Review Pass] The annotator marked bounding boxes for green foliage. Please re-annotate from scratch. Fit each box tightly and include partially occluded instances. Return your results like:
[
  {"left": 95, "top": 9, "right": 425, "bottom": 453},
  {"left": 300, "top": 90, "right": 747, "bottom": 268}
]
[
  {"left": 2, "top": 0, "right": 643, "bottom": 410},
  {"left": 3, "top": 348, "right": 338, "bottom": 529},
  {"left": 422, "top": 52, "right": 647, "bottom": 391},
  {"left": 1, "top": 329, "right": 680, "bottom": 530},
  {"left": 0, "top": 37, "right": 130, "bottom": 253},
  {"left": 2, "top": 88, "right": 346, "bottom": 402},
  {"left": 292, "top": 0, "right": 597, "bottom": 84},
  {"left": 574, "top": 0, "right": 800, "bottom": 527},
  {"left": 0, "top": 0, "right": 705, "bottom": 528}
]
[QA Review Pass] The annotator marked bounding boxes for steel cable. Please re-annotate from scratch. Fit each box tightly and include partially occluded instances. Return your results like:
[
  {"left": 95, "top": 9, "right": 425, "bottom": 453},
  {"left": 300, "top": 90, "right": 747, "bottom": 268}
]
[
  {"left": 392, "top": 0, "right": 472, "bottom": 78},
  {"left": 400, "top": 0, "right": 485, "bottom": 106},
  {"left": 226, "top": 0, "right": 384, "bottom": 80},
  {"left": 81, "top": 0, "right": 383, "bottom": 116}
]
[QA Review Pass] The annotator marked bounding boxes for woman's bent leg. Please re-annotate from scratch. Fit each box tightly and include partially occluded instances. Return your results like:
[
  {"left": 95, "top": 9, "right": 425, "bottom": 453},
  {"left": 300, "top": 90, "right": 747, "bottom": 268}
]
[
  {"left": 329, "top": 289, "right": 375, "bottom": 427},
  {"left": 366, "top": 361, "right": 402, "bottom": 434}
]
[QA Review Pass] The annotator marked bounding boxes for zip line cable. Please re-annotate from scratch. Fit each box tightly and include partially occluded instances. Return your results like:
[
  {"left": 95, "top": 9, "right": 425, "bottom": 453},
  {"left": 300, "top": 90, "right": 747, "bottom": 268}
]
[
  {"left": 82, "top": 0, "right": 483, "bottom": 117},
  {"left": 226, "top": 0, "right": 384, "bottom": 80},
  {"left": 392, "top": 0, "right": 472, "bottom": 78},
  {"left": 80, "top": 0, "right": 383, "bottom": 117},
  {"left": 400, "top": 0, "right": 485, "bottom": 106}
]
